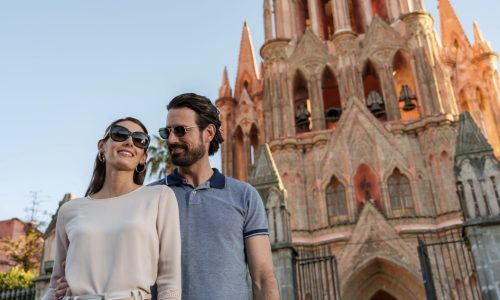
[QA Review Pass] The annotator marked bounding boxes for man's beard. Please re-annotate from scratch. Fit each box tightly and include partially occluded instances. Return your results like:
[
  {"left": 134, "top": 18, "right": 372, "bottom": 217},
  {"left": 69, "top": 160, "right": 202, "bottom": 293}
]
[{"left": 169, "top": 142, "right": 206, "bottom": 167}]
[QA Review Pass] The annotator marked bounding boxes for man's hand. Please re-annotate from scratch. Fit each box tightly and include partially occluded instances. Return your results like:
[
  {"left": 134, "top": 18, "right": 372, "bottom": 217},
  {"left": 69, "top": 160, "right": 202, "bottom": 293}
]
[{"left": 54, "top": 277, "right": 69, "bottom": 300}]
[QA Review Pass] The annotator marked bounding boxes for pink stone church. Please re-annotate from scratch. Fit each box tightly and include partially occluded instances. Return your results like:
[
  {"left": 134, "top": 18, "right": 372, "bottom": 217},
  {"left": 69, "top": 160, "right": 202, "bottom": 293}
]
[{"left": 215, "top": 0, "right": 500, "bottom": 299}]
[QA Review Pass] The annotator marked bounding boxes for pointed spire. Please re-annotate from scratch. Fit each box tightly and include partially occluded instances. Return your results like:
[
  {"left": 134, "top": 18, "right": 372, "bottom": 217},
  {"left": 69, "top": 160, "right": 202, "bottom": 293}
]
[
  {"left": 455, "top": 112, "right": 493, "bottom": 158},
  {"left": 235, "top": 22, "right": 259, "bottom": 100},
  {"left": 472, "top": 21, "right": 493, "bottom": 53},
  {"left": 473, "top": 21, "right": 485, "bottom": 43},
  {"left": 438, "top": 0, "right": 470, "bottom": 47},
  {"left": 218, "top": 66, "right": 232, "bottom": 98}
]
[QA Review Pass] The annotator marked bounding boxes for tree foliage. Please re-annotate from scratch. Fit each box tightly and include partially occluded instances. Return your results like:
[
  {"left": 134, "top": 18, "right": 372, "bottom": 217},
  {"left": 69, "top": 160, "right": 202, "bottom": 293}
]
[
  {"left": 0, "top": 223, "right": 43, "bottom": 274},
  {"left": 0, "top": 266, "right": 35, "bottom": 289},
  {"left": 147, "top": 134, "right": 174, "bottom": 180}
]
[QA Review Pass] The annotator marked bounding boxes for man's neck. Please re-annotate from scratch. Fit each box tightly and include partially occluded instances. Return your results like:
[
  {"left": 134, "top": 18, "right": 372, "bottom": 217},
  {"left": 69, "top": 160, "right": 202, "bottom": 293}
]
[{"left": 177, "top": 158, "right": 214, "bottom": 187}]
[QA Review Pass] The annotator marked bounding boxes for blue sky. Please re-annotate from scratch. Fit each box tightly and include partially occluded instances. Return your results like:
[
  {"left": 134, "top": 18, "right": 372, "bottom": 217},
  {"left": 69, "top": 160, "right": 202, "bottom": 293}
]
[{"left": 0, "top": 1, "right": 498, "bottom": 223}]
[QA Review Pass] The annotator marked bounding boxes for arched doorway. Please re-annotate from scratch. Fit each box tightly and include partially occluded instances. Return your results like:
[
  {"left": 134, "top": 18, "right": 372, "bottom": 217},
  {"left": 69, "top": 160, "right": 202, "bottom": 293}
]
[{"left": 342, "top": 257, "right": 425, "bottom": 300}]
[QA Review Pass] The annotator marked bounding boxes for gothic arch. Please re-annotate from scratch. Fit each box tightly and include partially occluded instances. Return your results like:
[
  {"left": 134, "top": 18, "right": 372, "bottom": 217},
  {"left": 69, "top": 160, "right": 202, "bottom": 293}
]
[
  {"left": 293, "top": 70, "right": 312, "bottom": 133},
  {"left": 458, "top": 88, "right": 470, "bottom": 113},
  {"left": 249, "top": 123, "right": 259, "bottom": 165},
  {"left": 387, "top": 168, "right": 415, "bottom": 215},
  {"left": 232, "top": 126, "right": 247, "bottom": 181},
  {"left": 362, "top": 60, "right": 386, "bottom": 120},
  {"left": 321, "top": 66, "right": 342, "bottom": 128},
  {"left": 325, "top": 175, "right": 348, "bottom": 224},
  {"left": 353, "top": 163, "right": 382, "bottom": 210},
  {"left": 342, "top": 257, "right": 424, "bottom": 300},
  {"left": 392, "top": 50, "right": 420, "bottom": 120}
]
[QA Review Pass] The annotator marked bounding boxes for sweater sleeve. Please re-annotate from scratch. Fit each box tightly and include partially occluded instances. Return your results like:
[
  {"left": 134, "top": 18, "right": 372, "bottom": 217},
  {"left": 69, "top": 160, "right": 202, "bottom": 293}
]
[
  {"left": 156, "top": 187, "right": 182, "bottom": 300},
  {"left": 42, "top": 205, "right": 69, "bottom": 300}
]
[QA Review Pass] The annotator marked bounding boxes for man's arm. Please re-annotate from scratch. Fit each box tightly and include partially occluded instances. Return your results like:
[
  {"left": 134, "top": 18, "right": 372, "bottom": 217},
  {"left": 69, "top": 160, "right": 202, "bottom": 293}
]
[{"left": 245, "top": 235, "right": 280, "bottom": 300}]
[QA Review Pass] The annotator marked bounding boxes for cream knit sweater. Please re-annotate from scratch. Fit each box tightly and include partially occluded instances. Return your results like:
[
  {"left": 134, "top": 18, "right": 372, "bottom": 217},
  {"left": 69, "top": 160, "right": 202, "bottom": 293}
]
[{"left": 43, "top": 185, "right": 181, "bottom": 300}]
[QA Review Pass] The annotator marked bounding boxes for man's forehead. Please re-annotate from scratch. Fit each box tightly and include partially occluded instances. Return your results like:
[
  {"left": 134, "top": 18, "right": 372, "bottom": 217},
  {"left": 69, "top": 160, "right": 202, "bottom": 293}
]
[{"left": 166, "top": 107, "right": 196, "bottom": 124}]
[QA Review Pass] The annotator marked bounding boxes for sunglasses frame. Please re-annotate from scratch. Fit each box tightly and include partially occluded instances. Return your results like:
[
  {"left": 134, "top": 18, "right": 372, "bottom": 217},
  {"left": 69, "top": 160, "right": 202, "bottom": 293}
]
[
  {"left": 158, "top": 125, "right": 198, "bottom": 140},
  {"left": 105, "top": 125, "right": 151, "bottom": 149}
]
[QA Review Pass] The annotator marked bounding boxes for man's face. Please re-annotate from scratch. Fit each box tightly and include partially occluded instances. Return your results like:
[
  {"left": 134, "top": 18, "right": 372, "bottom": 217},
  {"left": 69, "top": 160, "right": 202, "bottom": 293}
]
[{"left": 166, "top": 108, "right": 206, "bottom": 167}]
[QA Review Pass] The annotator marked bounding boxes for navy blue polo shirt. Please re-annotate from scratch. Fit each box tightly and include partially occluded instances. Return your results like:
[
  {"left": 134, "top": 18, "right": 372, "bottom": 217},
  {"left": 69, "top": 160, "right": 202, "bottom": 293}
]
[{"left": 150, "top": 168, "right": 269, "bottom": 300}]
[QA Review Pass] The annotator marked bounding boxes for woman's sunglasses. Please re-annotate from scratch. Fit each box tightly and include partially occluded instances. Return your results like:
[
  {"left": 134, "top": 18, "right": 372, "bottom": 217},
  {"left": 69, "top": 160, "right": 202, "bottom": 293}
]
[
  {"left": 158, "top": 126, "right": 197, "bottom": 140},
  {"left": 105, "top": 125, "right": 150, "bottom": 149}
]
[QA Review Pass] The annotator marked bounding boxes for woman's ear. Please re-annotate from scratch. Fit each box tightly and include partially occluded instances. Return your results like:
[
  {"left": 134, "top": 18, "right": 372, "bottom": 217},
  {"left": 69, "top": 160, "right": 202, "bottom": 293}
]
[{"left": 97, "top": 139, "right": 106, "bottom": 154}]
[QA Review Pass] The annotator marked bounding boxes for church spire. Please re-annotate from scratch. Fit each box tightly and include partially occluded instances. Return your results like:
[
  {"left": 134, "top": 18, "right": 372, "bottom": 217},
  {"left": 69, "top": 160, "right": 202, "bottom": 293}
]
[
  {"left": 218, "top": 67, "right": 232, "bottom": 98},
  {"left": 472, "top": 21, "right": 493, "bottom": 53},
  {"left": 438, "top": 0, "right": 470, "bottom": 47},
  {"left": 234, "top": 22, "right": 259, "bottom": 99}
]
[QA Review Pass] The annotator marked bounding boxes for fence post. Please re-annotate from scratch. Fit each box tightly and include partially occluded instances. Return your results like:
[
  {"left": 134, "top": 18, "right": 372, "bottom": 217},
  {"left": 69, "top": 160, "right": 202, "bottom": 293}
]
[{"left": 417, "top": 238, "right": 437, "bottom": 300}]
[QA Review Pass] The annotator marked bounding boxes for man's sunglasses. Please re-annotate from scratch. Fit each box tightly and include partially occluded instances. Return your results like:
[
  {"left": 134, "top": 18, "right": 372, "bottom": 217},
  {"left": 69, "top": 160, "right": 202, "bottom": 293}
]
[
  {"left": 104, "top": 125, "right": 150, "bottom": 149},
  {"left": 158, "top": 126, "right": 197, "bottom": 140}
]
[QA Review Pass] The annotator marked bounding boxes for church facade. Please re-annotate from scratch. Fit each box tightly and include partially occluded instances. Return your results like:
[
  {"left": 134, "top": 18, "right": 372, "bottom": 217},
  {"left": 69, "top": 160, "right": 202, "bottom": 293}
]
[{"left": 216, "top": 0, "right": 500, "bottom": 299}]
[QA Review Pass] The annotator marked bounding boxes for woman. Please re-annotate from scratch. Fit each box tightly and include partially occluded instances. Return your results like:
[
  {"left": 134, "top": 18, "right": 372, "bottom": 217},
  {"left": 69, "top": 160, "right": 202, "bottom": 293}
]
[{"left": 43, "top": 117, "right": 181, "bottom": 300}]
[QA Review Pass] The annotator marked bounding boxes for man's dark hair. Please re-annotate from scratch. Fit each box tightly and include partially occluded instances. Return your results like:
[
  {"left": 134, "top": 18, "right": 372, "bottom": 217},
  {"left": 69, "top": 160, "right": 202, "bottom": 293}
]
[{"left": 167, "top": 93, "right": 224, "bottom": 156}]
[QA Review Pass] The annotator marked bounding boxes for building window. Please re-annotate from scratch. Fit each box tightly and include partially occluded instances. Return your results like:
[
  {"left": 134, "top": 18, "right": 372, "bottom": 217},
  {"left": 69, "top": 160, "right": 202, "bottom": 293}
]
[
  {"left": 326, "top": 177, "right": 347, "bottom": 223},
  {"left": 388, "top": 169, "right": 414, "bottom": 212}
]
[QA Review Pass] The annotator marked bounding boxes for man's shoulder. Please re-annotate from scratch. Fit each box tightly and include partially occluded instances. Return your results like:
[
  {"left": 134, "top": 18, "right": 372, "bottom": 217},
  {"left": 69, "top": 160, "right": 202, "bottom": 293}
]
[{"left": 224, "top": 175, "right": 255, "bottom": 191}]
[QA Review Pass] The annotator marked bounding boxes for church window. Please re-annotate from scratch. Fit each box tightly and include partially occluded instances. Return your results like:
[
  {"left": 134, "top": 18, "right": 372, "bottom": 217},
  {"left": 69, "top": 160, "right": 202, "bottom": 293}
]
[
  {"left": 319, "top": 0, "right": 335, "bottom": 40},
  {"left": 388, "top": 169, "right": 414, "bottom": 211},
  {"left": 294, "top": 71, "right": 312, "bottom": 133},
  {"left": 326, "top": 176, "right": 347, "bottom": 223},
  {"left": 393, "top": 50, "right": 420, "bottom": 120},
  {"left": 491, "top": 176, "right": 500, "bottom": 209},
  {"left": 363, "top": 62, "right": 386, "bottom": 120},
  {"left": 322, "top": 67, "right": 342, "bottom": 128}
]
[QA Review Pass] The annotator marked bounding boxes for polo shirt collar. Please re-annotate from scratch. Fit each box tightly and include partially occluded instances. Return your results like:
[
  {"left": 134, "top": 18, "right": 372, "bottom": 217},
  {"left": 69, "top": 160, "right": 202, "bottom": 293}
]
[{"left": 166, "top": 168, "right": 225, "bottom": 189}]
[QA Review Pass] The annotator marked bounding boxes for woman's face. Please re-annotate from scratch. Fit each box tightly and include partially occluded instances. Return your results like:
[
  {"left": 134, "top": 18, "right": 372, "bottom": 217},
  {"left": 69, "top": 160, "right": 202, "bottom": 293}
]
[{"left": 98, "top": 120, "right": 148, "bottom": 172}]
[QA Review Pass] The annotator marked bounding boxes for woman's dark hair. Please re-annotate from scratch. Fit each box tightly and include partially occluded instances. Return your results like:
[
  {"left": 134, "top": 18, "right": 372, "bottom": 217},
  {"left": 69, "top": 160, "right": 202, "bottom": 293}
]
[
  {"left": 167, "top": 93, "right": 224, "bottom": 156},
  {"left": 85, "top": 117, "right": 149, "bottom": 197}
]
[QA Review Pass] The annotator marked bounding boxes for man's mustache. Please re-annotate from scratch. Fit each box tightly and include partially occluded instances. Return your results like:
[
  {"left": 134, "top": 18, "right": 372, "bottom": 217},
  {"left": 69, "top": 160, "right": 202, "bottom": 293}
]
[{"left": 168, "top": 144, "right": 188, "bottom": 152}]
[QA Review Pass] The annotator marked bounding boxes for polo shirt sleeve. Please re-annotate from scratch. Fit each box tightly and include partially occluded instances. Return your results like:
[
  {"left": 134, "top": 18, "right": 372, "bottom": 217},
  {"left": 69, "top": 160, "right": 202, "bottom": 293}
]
[{"left": 243, "top": 185, "right": 269, "bottom": 239}]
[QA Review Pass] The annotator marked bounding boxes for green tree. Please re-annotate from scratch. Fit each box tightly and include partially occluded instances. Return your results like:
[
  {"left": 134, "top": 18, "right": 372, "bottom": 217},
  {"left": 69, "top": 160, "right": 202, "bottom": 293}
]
[
  {"left": 147, "top": 134, "right": 174, "bottom": 180},
  {"left": 0, "top": 266, "right": 34, "bottom": 289},
  {"left": 0, "top": 223, "right": 43, "bottom": 274}
]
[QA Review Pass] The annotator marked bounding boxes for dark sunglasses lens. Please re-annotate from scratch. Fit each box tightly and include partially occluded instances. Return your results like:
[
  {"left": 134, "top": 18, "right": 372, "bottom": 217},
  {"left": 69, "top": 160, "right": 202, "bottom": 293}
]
[
  {"left": 132, "top": 133, "right": 150, "bottom": 149},
  {"left": 173, "top": 126, "right": 187, "bottom": 137},
  {"left": 109, "top": 126, "right": 130, "bottom": 142},
  {"left": 159, "top": 128, "right": 169, "bottom": 140}
]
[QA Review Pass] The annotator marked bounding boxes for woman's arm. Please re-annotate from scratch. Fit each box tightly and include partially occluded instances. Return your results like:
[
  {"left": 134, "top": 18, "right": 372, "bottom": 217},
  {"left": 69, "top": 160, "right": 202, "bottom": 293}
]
[
  {"left": 43, "top": 206, "right": 69, "bottom": 300},
  {"left": 156, "top": 187, "right": 182, "bottom": 300}
]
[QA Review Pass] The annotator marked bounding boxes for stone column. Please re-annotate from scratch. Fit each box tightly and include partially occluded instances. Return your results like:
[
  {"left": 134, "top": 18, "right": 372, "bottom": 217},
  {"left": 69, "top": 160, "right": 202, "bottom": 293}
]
[
  {"left": 333, "top": 0, "right": 352, "bottom": 33},
  {"left": 307, "top": 0, "right": 321, "bottom": 35},
  {"left": 380, "top": 64, "right": 401, "bottom": 121},
  {"left": 308, "top": 75, "right": 326, "bottom": 130}
]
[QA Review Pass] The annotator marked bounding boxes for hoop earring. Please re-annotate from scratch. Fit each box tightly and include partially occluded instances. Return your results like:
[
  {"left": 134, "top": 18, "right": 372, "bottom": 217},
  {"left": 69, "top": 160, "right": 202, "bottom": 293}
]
[
  {"left": 98, "top": 152, "right": 105, "bottom": 162},
  {"left": 136, "top": 164, "right": 146, "bottom": 173}
]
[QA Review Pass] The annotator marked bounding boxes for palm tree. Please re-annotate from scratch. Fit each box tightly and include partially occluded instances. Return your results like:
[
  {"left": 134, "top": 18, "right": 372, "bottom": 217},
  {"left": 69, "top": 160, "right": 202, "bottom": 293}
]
[{"left": 147, "top": 135, "right": 174, "bottom": 180}]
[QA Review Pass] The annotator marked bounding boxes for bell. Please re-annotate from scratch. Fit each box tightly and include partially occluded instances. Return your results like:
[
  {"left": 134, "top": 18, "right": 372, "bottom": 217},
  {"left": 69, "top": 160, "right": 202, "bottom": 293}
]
[
  {"left": 369, "top": 101, "right": 383, "bottom": 113},
  {"left": 325, "top": 107, "right": 342, "bottom": 122},
  {"left": 399, "top": 85, "right": 417, "bottom": 111}
]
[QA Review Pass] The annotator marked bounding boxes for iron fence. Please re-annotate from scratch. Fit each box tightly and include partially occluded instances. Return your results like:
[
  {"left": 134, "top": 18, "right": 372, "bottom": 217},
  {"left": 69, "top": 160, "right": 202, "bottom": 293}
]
[
  {"left": 294, "top": 245, "right": 341, "bottom": 300},
  {"left": 417, "top": 229, "right": 481, "bottom": 300},
  {"left": 0, "top": 287, "right": 35, "bottom": 300}
]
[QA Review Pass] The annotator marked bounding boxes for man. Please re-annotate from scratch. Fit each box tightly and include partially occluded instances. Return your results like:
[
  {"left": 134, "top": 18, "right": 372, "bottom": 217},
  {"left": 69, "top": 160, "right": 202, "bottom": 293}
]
[{"left": 55, "top": 93, "right": 279, "bottom": 300}]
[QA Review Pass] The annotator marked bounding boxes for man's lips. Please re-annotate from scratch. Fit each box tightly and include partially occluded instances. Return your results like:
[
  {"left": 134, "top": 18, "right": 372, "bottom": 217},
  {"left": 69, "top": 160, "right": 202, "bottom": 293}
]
[{"left": 168, "top": 144, "right": 188, "bottom": 155}]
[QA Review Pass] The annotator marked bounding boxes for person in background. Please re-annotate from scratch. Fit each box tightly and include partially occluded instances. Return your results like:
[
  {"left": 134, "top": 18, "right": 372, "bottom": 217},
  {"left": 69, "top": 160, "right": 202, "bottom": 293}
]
[{"left": 45, "top": 117, "right": 181, "bottom": 300}]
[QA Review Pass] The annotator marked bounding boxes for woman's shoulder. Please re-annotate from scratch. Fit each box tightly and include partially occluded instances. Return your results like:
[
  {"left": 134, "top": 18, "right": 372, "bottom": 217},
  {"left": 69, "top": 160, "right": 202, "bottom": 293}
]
[{"left": 141, "top": 185, "right": 176, "bottom": 200}]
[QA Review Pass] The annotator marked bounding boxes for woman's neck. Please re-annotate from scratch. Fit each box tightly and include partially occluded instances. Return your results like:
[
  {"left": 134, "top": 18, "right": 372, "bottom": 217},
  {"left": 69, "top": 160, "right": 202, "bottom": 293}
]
[{"left": 91, "top": 170, "right": 140, "bottom": 199}]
